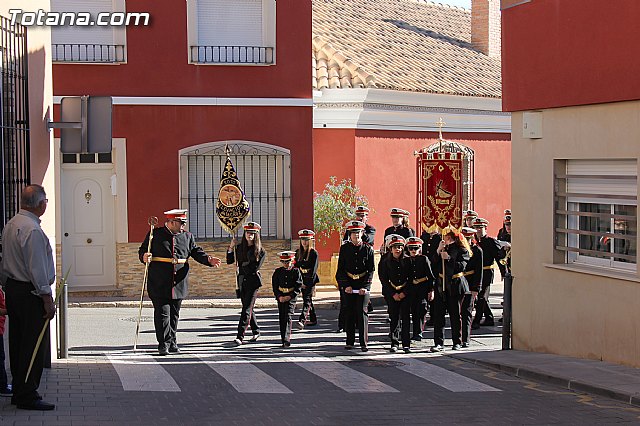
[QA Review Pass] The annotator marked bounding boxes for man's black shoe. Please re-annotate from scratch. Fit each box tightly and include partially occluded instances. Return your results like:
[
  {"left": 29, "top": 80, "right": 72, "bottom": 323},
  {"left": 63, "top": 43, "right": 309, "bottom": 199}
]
[
  {"left": 462, "top": 342, "right": 470, "bottom": 348},
  {"left": 158, "top": 345, "right": 169, "bottom": 356},
  {"left": 16, "top": 400, "right": 55, "bottom": 411},
  {"left": 169, "top": 344, "right": 180, "bottom": 353},
  {"left": 360, "top": 345, "right": 368, "bottom": 352},
  {"left": 452, "top": 344, "right": 462, "bottom": 351}
]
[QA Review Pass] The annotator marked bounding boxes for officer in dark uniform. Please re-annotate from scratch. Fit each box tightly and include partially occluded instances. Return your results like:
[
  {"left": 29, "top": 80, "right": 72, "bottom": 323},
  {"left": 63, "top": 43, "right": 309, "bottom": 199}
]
[
  {"left": 497, "top": 210, "right": 511, "bottom": 241},
  {"left": 461, "top": 227, "right": 483, "bottom": 348},
  {"left": 472, "top": 217, "right": 502, "bottom": 329},
  {"left": 378, "top": 235, "right": 411, "bottom": 353},
  {"left": 139, "top": 209, "right": 222, "bottom": 355},
  {"left": 405, "top": 237, "right": 435, "bottom": 342},
  {"left": 464, "top": 210, "right": 479, "bottom": 229},
  {"left": 419, "top": 230, "right": 441, "bottom": 326},
  {"left": 336, "top": 220, "right": 375, "bottom": 352},
  {"left": 497, "top": 213, "right": 512, "bottom": 278},
  {"left": 295, "top": 229, "right": 319, "bottom": 329},
  {"left": 382, "top": 208, "right": 415, "bottom": 253},
  {"left": 272, "top": 251, "right": 302, "bottom": 348},
  {"left": 431, "top": 228, "right": 470, "bottom": 352},
  {"left": 341, "top": 206, "right": 376, "bottom": 319}
]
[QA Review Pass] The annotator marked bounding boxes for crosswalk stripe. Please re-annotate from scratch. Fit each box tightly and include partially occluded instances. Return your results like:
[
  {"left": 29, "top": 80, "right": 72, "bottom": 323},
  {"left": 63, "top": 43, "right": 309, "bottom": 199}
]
[
  {"left": 397, "top": 358, "right": 500, "bottom": 392},
  {"left": 295, "top": 357, "right": 399, "bottom": 393},
  {"left": 201, "top": 357, "right": 293, "bottom": 394},
  {"left": 107, "top": 354, "right": 181, "bottom": 392}
]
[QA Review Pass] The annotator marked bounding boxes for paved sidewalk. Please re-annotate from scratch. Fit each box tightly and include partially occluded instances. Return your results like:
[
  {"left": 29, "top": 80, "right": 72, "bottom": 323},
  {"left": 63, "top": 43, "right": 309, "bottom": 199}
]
[{"left": 451, "top": 349, "right": 640, "bottom": 406}]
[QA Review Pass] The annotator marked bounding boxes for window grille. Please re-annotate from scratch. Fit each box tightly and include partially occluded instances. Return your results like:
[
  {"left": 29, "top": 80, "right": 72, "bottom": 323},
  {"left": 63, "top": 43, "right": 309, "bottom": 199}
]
[
  {"left": 180, "top": 143, "right": 291, "bottom": 240},
  {"left": 555, "top": 159, "right": 637, "bottom": 270},
  {"left": 0, "top": 15, "right": 30, "bottom": 230}
]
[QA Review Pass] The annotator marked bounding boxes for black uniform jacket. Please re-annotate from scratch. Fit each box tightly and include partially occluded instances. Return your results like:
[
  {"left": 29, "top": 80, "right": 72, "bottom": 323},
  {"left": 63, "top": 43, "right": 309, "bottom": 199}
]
[
  {"left": 272, "top": 266, "right": 303, "bottom": 300},
  {"left": 420, "top": 231, "right": 442, "bottom": 265},
  {"left": 478, "top": 235, "right": 502, "bottom": 285},
  {"left": 226, "top": 245, "right": 266, "bottom": 290},
  {"left": 432, "top": 243, "right": 470, "bottom": 297},
  {"left": 383, "top": 226, "right": 416, "bottom": 240},
  {"left": 378, "top": 255, "right": 409, "bottom": 299},
  {"left": 343, "top": 224, "right": 376, "bottom": 247},
  {"left": 295, "top": 249, "right": 320, "bottom": 287},
  {"left": 465, "top": 245, "right": 484, "bottom": 293},
  {"left": 405, "top": 254, "right": 435, "bottom": 293},
  {"left": 336, "top": 242, "right": 375, "bottom": 291},
  {"left": 138, "top": 226, "right": 212, "bottom": 300}
]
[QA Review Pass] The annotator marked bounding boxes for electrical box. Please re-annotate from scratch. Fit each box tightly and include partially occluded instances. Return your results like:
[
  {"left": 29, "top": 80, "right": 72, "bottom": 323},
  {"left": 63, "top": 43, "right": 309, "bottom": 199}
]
[{"left": 522, "top": 111, "right": 543, "bottom": 139}]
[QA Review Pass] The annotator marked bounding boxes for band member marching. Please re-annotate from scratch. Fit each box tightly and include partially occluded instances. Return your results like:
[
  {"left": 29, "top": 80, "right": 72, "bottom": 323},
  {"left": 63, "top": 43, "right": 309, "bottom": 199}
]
[
  {"left": 431, "top": 228, "right": 470, "bottom": 352},
  {"left": 139, "top": 209, "right": 222, "bottom": 356},
  {"left": 464, "top": 210, "right": 478, "bottom": 229},
  {"left": 336, "top": 220, "right": 375, "bottom": 352},
  {"left": 296, "top": 229, "right": 319, "bottom": 329},
  {"left": 339, "top": 206, "right": 376, "bottom": 330},
  {"left": 381, "top": 208, "right": 415, "bottom": 254},
  {"left": 227, "top": 222, "right": 266, "bottom": 346},
  {"left": 405, "top": 237, "right": 436, "bottom": 341},
  {"left": 379, "top": 235, "right": 412, "bottom": 353},
  {"left": 461, "top": 227, "right": 483, "bottom": 348},
  {"left": 472, "top": 217, "right": 502, "bottom": 329},
  {"left": 272, "top": 251, "right": 302, "bottom": 348}
]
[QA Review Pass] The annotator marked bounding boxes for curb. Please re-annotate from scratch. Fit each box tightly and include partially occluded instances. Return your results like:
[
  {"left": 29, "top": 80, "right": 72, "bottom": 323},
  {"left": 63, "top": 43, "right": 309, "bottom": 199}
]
[{"left": 450, "top": 354, "right": 640, "bottom": 407}]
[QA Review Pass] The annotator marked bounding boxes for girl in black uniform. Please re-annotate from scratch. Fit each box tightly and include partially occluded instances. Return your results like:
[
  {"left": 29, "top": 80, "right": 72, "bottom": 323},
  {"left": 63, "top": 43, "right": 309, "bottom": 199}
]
[
  {"left": 227, "top": 222, "right": 266, "bottom": 346},
  {"left": 405, "top": 237, "right": 435, "bottom": 341},
  {"left": 295, "top": 229, "right": 319, "bottom": 329},
  {"left": 272, "top": 251, "right": 302, "bottom": 348}
]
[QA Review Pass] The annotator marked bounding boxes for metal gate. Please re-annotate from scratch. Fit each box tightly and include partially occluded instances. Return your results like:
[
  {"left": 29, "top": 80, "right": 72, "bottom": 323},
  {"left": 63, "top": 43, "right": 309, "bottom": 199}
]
[
  {"left": 0, "top": 15, "right": 30, "bottom": 230},
  {"left": 180, "top": 142, "right": 291, "bottom": 240}
]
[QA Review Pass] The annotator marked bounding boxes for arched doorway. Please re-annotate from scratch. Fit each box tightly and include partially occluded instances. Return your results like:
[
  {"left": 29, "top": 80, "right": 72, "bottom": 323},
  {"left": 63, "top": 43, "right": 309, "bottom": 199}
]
[{"left": 179, "top": 141, "right": 291, "bottom": 239}]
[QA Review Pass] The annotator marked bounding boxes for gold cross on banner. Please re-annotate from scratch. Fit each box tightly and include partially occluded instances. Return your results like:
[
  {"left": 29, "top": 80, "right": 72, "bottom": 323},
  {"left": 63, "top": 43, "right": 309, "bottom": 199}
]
[{"left": 436, "top": 117, "right": 446, "bottom": 152}]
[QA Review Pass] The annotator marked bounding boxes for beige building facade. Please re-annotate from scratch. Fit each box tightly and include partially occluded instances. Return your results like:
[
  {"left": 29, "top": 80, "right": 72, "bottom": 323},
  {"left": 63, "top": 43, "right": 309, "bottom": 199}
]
[{"left": 511, "top": 101, "right": 640, "bottom": 366}]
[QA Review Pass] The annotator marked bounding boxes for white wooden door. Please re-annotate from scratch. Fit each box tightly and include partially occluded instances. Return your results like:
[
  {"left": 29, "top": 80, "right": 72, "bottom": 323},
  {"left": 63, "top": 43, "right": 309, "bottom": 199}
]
[{"left": 62, "top": 166, "right": 116, "bottom": 289}]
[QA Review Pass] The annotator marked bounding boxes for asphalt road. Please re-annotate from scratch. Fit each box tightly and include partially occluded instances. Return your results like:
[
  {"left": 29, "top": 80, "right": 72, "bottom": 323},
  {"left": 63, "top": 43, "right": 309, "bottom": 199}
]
[{"left": 0, "top": 306, "right": 638, "bottom": 425}]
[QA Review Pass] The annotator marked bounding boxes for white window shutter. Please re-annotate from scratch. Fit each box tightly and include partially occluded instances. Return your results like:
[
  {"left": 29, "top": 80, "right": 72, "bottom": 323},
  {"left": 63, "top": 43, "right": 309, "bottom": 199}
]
[
  {"left": 566, "top": 160, "right": 637, "bottom": 205},
  {"left": 51, "top": 0, "right": 115, "bottom": 46},
  {"left": 197, "top": 0, "right": 263, "bottom": 46}
]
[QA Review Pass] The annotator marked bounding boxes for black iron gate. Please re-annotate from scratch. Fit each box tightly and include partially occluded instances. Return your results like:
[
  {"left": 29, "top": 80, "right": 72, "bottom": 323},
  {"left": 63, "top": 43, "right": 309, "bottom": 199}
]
[{"left": 0, "top": 15, "right": 30, "bottom": 230}]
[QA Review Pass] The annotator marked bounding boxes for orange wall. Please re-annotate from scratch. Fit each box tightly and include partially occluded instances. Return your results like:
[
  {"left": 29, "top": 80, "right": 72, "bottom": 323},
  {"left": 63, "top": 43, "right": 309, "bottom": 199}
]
[{"left": 312, "top": 128, "right": 356, "bottom": 259}]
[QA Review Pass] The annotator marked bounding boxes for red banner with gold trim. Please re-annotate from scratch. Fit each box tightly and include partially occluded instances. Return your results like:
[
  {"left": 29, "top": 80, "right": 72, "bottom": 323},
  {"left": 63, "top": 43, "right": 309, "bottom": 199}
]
[{"left": 417, "top": 152, "right": 463, "bottom": 232}]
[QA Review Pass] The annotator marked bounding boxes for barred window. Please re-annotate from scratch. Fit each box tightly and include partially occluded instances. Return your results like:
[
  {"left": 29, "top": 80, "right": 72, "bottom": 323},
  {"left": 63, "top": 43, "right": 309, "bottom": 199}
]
[
  {"left": 180, "top": 142, "right": 291, "bottom": 240},
  {"left": 555, "top": 159, "right": 637, "bottom": 270}
]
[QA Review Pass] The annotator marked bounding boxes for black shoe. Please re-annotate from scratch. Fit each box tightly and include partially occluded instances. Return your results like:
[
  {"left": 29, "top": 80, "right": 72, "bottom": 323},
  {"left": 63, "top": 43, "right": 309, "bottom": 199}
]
[
  {"left": 16, "top": 400, "right": 55, "bottom": 411},
  {"left": 367, "top": 305, "right": 374, "bottom": 313},
  {"left": 0, "top": 385, "right": 12, "bottom": 397},
  {"left": 345, "top": 344, "right": 355, "bottom": 350},
  {"left": 249, "top": 331, "right": 261, "bottom": 342},
  {"left": 452, "top": 344, "right": 462, "bottom": 351},
  {"left": 361, "top": 345, "right": 369, "bottom": 352},
  {"left": 390, "top": 346, "right": 398, "bottom": 353},
  {"left": 169, "top": 344, "right": 180, "bottom": 353},
  {"left": 282, "top": 341, "right": 291, "bottom": 348},
  {"left": 11, "top": 393, "right": 40, "bottom": 405},
  {"left": 461, "top": 342, "right": 470, "bottom": 348},
  {"left": 158, "top": 345, "right": 169, "bottom": 356},
  {"left": 430, "top": 345, "right": 444, "bottom": 353},
  {"left": 403, "top": 347, "right": 411, "bottom": 354},
  {"left": 471, "top": 323, "right": 480, "bottom": 330}
]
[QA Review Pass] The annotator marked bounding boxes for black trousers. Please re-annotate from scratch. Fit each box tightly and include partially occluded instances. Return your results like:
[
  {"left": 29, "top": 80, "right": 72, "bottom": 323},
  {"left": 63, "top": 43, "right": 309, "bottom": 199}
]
[
  {"left": 388, "top": 296, "right": 410, "bottom": 348},
  {"left": 278, "top": 297, "right": 297, "bottom": 344},
  {"left": 408, "top": 286, "right": 428, "bottom": 337},
  {"left": 298, "top": 286, "right": 316, "bottom": 324},
  {"left": 237, "top": 286, "right": 260, "bottom": 340},
  {"left": 473, "top": 284, "right": 494, "bottom": 324},
  {"left": 338, "top": 288, "right": 347, "bottom": 330},
  {"left": 433, "top": 290, "right": 465, "bottom": 346},
  {"left": 151, "top": 298, "right": 182, "bottom": 349},
  {"left": 345, "top": 292, "right": 370, "bottom": 347},
  {"left": 5, "top": 279, "right": 48, "bottom": 404},
  {"left": 0, "top": 333, "right": 7, "bottom": 388},
  {"left": 461, "top": 293, "right": 474, "bottom": 344}
]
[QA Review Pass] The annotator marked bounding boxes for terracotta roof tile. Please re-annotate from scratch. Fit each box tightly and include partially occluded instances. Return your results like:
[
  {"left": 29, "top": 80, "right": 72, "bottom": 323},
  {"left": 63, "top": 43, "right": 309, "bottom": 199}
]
[{"left": 312, "top": 0, "right": 501, "bottom": 98}]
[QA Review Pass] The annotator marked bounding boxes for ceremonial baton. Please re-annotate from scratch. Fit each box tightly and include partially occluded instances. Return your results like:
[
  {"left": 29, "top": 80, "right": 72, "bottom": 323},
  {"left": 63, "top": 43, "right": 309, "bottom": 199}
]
[{"left": 134, "top": 216, "right": 158, "bottom": 351}]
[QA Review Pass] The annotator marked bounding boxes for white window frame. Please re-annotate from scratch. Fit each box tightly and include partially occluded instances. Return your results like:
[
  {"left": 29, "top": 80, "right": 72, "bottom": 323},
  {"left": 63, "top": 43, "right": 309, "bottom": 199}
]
[
  {"left": 555, "top": 159, "right": 637, "bottom": 271},
  {"left": 50, "top": 0, "right": 127, "bottom": 63},
  {"left": 186, "top": 0, "right": 276, "bottom": 65}
]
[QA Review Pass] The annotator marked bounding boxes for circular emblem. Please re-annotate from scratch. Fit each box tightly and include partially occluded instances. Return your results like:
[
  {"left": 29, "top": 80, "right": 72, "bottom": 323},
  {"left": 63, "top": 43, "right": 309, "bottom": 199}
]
[{"left": 219, "top": 184, "right": 243, "bottom": 207}]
